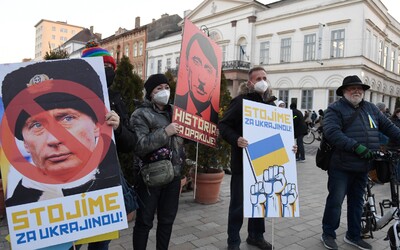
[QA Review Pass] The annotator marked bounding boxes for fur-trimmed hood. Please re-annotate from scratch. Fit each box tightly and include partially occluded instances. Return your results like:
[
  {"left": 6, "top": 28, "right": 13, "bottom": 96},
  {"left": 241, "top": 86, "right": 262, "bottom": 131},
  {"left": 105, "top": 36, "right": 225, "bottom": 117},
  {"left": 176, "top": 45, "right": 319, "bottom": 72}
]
[{"left": 237, "top": 82, "right": 253, "bottom": 95}]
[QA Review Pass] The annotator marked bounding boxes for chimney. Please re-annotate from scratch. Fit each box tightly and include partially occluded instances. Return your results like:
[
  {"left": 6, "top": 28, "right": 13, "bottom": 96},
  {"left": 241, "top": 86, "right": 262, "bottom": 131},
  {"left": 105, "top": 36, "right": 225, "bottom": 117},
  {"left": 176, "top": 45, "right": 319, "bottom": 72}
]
[
  {"left": 90, "top": 26, "right": 94, "bottom": 33},
  {"left": 161, "top": 13, "right": 169, "bottom": 18},
  {"left": 135, "top": 16, "right": 140, "bottom": 28},
  {"left": 184, "top": 10, "right": 192, "bottom": 17},
  {"left": 95, "top": 33, "right": 102, "bottom": 39}
]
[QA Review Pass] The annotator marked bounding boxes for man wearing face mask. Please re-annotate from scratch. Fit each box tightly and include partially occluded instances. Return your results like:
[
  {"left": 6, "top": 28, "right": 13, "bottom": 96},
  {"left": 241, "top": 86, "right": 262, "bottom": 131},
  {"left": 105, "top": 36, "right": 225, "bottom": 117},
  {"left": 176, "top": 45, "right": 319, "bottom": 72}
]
[
  {"left": 219, "top": 67, "right": 279, "bottom": 250},
  {"left": 130, "top": 73, "right": 185, "bottom": 250}
]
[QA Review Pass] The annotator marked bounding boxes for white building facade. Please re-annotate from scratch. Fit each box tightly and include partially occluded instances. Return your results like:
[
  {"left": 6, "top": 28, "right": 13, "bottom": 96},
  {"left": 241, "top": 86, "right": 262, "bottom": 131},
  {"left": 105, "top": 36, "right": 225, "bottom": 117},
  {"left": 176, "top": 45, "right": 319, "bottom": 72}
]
[{"left": 147, "top": 0, "right": 400, "bottom": 112}]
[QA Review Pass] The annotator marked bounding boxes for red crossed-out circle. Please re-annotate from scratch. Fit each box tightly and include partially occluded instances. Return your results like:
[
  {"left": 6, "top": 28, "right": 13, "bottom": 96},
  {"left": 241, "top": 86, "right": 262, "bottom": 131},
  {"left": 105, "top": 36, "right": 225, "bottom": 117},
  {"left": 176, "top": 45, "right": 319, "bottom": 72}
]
[{"left": 1, "top": 80, "right": 112, "bottom": 184}]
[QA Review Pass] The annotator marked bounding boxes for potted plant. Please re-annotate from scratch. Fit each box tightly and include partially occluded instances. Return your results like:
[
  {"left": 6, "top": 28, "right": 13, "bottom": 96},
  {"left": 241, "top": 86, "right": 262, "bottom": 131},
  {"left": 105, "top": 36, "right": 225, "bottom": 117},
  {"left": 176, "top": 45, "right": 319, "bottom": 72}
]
[{"left": 186, "top": 72, "right": 232, "bottom": 204}]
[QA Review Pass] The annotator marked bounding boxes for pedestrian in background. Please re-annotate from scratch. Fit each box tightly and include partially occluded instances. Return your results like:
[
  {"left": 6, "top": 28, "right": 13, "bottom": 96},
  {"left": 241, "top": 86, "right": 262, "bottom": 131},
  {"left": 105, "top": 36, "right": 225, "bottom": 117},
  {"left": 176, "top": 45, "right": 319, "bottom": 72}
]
[{"left": 290, "top": 103, "right": 307, "bottom": 162}]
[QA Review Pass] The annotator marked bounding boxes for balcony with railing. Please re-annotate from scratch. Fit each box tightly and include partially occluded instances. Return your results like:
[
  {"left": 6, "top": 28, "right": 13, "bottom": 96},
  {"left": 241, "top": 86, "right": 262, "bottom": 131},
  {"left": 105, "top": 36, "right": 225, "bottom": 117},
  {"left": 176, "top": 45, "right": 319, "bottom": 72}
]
[{"left": 222, "top": 60, "right": 250, "bottom": 70}]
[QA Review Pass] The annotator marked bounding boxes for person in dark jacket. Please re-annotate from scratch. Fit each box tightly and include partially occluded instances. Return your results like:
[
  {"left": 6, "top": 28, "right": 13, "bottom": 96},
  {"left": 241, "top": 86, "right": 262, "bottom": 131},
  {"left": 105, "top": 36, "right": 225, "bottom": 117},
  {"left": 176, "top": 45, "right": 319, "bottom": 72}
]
[
  {"left": 79, "top": 41, "right": 138, "bottom": 250},
  {"left": 321, "top": 75, "right": 400, "bottom": 250},
  {"left": 289, "top": 103, "right": 308, "bottom": 162},
  {"left": 219, "top": 66, "right": 285, "bottom": 250},
  {"left": 387, "top": 108, "right": 400, "bottom": 149},
  {"left": 131, "top": 73, "right": 185, "bottom": 250}
]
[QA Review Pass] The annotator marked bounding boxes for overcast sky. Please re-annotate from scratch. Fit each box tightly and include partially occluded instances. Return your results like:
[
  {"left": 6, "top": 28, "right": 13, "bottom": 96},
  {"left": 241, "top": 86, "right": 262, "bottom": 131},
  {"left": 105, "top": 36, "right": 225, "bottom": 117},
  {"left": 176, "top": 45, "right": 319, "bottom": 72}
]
[{"left": 0, "top": 0, "right": 398, "bottom": 64}]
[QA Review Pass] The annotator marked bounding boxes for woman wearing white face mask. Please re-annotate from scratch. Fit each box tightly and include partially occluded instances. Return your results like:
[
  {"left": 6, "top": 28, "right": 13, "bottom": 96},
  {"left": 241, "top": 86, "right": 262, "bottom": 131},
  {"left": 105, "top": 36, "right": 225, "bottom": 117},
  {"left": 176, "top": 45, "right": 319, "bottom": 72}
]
[{"left": 130, "top": 74, "right": 185, "bottom": 250}]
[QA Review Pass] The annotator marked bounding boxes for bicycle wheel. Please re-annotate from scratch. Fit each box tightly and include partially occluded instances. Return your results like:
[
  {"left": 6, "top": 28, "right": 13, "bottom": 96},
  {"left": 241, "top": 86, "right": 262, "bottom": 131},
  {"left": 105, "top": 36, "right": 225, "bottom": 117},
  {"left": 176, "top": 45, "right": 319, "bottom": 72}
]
[
  {"left": 388, "top": 224, "right": 400, "bottom": 250},
  {"left": 303, "top": 130, "right": 315, "bottom": 144}
]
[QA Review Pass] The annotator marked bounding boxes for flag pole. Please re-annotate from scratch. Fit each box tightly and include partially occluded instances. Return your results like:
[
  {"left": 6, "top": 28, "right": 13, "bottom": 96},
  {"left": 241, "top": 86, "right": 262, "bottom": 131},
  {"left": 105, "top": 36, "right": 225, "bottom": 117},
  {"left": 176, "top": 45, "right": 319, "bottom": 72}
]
[{"left": 245, "top": 147, "right": 257, "bottom": 183}]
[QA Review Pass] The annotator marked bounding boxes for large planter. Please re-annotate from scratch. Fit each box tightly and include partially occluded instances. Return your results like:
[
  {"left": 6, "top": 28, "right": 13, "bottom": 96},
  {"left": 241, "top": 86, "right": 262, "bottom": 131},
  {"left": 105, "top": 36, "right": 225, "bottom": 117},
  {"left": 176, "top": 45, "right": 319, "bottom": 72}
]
[{"left": 192, "top": 169, "right": 224, "bottom": 204}]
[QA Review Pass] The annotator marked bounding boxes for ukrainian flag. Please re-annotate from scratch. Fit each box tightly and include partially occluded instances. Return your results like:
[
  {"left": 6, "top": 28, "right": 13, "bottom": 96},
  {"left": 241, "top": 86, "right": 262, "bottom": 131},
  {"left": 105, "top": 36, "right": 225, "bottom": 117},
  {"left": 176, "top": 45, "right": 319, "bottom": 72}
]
[{"left": 247, "top": 134, "right": 289, "bottom": 176}]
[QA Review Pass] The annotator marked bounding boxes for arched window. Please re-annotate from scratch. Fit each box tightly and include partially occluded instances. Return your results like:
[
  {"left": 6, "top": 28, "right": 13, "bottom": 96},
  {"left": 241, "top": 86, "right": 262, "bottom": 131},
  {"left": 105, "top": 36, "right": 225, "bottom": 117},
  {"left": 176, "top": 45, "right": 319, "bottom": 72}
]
[
  {"left": 133, "top": 43, "right": 138, "bottom": 57},
  {"left": 124, "top": 45, "right": 129, "bottom": 57},
  {"left": 238, "top": 37, "right": 248, "bottom": 61},
  {"left": 139, "top": 41, "right": 143, "bottom": 56}
]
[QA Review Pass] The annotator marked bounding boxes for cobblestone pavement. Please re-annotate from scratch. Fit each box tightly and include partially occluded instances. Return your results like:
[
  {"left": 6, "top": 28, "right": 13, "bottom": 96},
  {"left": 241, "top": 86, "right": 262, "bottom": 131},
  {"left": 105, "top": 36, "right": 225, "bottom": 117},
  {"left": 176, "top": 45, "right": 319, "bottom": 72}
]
[{"left": 0, "top": 141, "right": 393, "bottom": 249}]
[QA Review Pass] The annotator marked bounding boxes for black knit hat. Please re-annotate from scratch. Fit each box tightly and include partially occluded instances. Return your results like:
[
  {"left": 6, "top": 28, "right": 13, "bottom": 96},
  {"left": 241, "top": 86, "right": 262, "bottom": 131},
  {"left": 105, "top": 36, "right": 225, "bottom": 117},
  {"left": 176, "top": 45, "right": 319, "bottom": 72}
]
[
  {"left": 1, "top": 59, "right": 104, "bottom": 140},
  {"left": 144, "top": 74, "right": 169, "bottom": 100},
  {"left": 336, "top": 75, "right": 370, "bottom": 96}
]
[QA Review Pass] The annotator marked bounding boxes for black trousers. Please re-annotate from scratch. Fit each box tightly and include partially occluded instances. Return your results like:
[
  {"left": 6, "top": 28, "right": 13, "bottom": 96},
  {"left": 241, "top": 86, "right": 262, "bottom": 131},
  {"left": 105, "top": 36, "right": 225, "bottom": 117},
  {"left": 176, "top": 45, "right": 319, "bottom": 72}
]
[
  {"left": 227, "top": 173, "right": 265, "bottom": 246},
  {"left": 132, "top": 176, "right": 180, "bottom": 250}
]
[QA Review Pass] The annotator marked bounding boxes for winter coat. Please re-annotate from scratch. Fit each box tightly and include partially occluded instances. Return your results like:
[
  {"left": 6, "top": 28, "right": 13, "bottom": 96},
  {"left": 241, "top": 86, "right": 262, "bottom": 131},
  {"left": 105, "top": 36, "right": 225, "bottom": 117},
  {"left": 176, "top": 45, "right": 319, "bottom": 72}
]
[
  {"left": 130, "top": 100, "right": 185, "bottom": 176},
  {"left": 291, "top": 108, "right": 308, "bottom": 138},
  {"left": 218, "top": 83, "right": 275, "bottom": 175},
  {"left": 324, "top": 98, "right": 400, "bottom": 172},
  {"left": 108, "top": 89, "right": 136, "bottom": 153},
  {"left": 387, "top": 116, "right": 400, "bottom": 148}
]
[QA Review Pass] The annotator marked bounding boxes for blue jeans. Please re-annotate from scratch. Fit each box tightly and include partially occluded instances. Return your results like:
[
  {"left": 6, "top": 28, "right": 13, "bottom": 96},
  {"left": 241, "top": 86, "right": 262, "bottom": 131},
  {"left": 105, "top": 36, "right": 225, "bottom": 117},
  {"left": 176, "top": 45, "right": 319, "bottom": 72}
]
[
  {"left": 322, "top": 167, "right": 367, "bottom": 240},
  {"left": 133, "top": 176, "right": 180, "bottom": 250},
  {"left": 227, "top": 174, "right": 265, "bottom": 246}
]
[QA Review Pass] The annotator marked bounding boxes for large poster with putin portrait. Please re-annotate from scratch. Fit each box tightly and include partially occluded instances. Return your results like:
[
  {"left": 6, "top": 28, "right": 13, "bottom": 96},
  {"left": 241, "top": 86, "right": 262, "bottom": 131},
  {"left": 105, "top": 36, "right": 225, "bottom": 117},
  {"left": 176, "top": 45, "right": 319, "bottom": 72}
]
[
  {"left": 0, "top": 58, "right": 128, "bottom": 250},
  {"left": 242, "top": 99, "right": 300, "bottom": 218},
  {"left": 172, "top": 19, "right": 222, "bottom": 147}
]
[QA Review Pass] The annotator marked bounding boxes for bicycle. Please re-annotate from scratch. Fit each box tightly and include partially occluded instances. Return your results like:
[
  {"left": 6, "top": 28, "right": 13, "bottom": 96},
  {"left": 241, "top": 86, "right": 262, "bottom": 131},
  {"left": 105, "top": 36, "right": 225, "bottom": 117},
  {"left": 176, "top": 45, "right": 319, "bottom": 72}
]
[
  {"left": 303, "top": 127, "right": 321, "bottom": 144},
  {"left": 360, "top": 150, "right": 400, "bottom": 249}
]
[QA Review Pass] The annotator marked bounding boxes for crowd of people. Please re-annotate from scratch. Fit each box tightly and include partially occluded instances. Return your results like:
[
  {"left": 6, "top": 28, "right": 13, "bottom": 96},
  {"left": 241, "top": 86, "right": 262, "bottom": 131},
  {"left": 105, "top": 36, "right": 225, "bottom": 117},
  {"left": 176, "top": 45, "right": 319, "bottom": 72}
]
[{"left": 5, "top": 39, "right": 400, "bottom": 250}]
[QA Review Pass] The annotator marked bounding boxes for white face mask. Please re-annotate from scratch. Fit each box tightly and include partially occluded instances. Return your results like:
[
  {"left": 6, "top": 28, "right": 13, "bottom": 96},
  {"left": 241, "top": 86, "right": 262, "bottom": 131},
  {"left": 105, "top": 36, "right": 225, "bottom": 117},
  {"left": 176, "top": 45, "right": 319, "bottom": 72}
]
[
  {"left": 153, "top": 89, "right": 170, "bottom": 105},
  {"left": 254, "top": 80, "right": 268, "bottom": 94}
]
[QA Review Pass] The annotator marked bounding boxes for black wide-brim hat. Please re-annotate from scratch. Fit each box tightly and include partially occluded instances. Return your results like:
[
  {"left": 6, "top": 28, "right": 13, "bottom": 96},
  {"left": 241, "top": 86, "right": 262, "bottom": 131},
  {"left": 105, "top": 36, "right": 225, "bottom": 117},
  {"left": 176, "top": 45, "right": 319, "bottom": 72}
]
[
  {"left": 336, "top": 75, "right": 370, "bottom": 96},
  {"left": 1, "top": 59, "right": 104, "bottom": 140}
]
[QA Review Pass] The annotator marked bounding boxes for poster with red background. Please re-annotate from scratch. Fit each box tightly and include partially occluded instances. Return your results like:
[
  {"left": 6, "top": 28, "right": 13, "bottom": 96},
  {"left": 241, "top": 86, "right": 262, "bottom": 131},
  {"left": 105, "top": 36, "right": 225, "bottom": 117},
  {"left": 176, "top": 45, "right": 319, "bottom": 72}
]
[{"left": 173, "top": 19, "right": 222, "bottom": 147}]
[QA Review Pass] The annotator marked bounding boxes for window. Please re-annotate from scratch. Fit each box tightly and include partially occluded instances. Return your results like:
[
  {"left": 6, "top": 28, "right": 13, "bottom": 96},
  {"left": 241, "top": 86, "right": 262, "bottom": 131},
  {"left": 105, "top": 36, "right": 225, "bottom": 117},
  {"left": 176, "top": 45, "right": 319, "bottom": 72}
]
[
  {"left": 166, "top": 58, "right": 171, "bottom": 69},
  {"left": 125, "top": 46, "right": 129, "bottom": 57},
  {"left": 134, "top": 43, "right": 138, "bottom": 57},
  {"left": 260, "top": 41, "right": 270, "bottom": 65},
  {"left": 157, "top": 60, "right": 162, "bottom": 73},
  {"left": 222, "top": 45, "right": 227, "bottom": 62},
  {"left": 373, "top": 35, "right": 378, "bottom": 62},
  {"left": 383, "top": 45, "right": 388, "bottom": 69},
  {"left": 239, "top": 45, "right": 247, "bottom": 61},
  {"left": 52, "top": 35, "right": 55, "bottom": 40},
  {"left": 366, "top": 29, "right": 371, "bottom": 59},
  {"left": 139, "top": 41, "right": 143, "bottom": 56},
  {"left": 378, "top": 40, "right": 383, "bottom": 65},
  {"left": 398, "top": 54, "right": 400, "bottom": 75},
  {"left": 390, "top": 50, "right": 395, "bottom": 72},
  {"left": 301, "top": 90, "right": 313, "bottom": 110},
  {"left": 278, "top": 90, "right": 289, "bottom": 106},
  {"left": 330, "top": 29, "right": 345, "bottom": 58},
  {"left": 280, "top": 38, "right": 291, "bottom": 63},
  {"left": 52, "top": 26, "right": 56, "bottom": 31},
  {"left": 304, "top": 34, "right": 316, "bottom": 61},
  {"left": 328, "top": 89, "right": 340, "bottom": 105},
  {"left": 138, "top": 64, "right": 143, "bottom": 77}
]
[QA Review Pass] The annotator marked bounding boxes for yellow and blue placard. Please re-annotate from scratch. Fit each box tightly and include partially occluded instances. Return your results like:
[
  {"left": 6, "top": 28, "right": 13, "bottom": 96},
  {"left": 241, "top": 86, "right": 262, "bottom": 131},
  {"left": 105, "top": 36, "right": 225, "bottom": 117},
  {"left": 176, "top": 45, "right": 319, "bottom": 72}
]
[{"left": 242, "top": 99, "right": 299, "bottom": 218}]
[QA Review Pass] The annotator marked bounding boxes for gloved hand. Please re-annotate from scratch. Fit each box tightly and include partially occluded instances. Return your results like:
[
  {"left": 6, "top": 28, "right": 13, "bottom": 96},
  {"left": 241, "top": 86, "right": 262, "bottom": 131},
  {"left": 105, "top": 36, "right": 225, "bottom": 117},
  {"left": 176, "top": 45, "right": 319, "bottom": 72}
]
[{"left": 354, "top": 144, "right": 373, "bottom": 159}]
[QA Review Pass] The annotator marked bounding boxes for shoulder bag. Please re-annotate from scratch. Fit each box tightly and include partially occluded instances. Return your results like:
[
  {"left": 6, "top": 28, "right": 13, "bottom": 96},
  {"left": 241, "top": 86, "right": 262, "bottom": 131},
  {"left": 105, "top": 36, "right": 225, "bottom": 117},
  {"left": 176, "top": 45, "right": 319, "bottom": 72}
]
[{"left": 140, "top": 147, "right": 175, "bottom": 187}]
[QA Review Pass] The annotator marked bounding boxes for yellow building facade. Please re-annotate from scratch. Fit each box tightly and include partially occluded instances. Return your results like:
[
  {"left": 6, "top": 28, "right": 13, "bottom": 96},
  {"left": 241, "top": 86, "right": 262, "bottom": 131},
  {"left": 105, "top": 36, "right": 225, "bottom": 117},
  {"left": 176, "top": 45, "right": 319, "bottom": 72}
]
[{"left": 34, "top": 19, "right": 83, "bottom": 61}]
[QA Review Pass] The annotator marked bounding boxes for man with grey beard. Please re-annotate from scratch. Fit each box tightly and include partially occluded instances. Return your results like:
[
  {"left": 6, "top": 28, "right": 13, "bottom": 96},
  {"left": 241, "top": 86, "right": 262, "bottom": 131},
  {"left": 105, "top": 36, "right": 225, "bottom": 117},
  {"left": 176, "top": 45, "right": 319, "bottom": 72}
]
[{"left": 320, "top": 75, "right": 400, "bottom": 250}]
